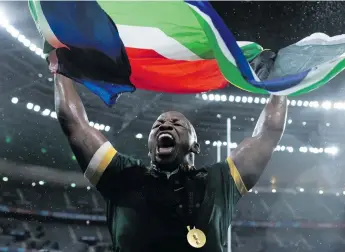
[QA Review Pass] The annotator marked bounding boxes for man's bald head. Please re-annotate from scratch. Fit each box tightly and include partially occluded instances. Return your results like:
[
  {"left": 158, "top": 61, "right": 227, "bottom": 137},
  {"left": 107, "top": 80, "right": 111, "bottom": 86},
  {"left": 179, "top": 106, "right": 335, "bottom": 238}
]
[
  {"left": 158, "top": 111, "right": 197, "bottom": 141},
  {"left": 148, "top": 111, "right": 200, "bottom": 170}
]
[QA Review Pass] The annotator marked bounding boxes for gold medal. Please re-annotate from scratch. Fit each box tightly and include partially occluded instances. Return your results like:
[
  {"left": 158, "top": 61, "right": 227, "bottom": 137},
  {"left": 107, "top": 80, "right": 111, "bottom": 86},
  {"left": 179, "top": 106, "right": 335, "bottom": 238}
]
[{"left": 186, "top": 226, "right": 206, "bottom": 248}]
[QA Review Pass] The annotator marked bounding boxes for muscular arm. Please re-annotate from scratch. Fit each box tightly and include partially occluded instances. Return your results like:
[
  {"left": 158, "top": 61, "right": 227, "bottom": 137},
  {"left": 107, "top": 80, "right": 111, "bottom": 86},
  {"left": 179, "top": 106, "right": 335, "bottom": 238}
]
[
  {"left": 54, "top": 74, "right": 107, "bottom": 172},
  {"left": 230, "top": 95, "right": 287, "bottom": 190}
]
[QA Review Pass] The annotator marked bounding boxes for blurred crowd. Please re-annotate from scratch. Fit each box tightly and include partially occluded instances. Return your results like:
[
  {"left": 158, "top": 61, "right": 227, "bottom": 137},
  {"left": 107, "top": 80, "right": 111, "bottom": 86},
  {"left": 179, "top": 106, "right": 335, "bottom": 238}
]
[{"left": 0, "top": 181, "right": 345, "bottom": 251}]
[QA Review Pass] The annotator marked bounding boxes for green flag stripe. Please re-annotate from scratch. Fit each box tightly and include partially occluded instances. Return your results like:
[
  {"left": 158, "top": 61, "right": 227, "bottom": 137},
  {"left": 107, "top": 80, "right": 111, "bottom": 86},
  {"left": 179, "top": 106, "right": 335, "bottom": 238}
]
[
  {"left": 97, "top": 1, "right": 214, "bottom": 59},
  {"left": 287, "top": 57, "right": 345, "bottom": 96},
  {"left": 189, "top": 6, "right": 267, "bottom": 94}
]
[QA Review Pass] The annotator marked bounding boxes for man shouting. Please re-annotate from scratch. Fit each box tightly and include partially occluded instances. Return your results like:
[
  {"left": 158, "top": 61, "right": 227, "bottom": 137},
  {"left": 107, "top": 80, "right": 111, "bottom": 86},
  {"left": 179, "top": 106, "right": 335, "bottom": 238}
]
[{"left": 54, "top": 73, "right": 287, "bottom": 252}]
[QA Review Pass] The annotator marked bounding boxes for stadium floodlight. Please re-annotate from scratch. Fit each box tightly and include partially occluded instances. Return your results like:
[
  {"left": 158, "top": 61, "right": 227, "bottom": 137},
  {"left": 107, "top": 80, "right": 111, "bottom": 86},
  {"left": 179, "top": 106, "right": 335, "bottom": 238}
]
[
  {"left": 11, "top": 97, "right": 18, "bottom": 104},
  {"left": 272, "top": 189, "right": 276, "bottom": 193},
  {"left": 26, "top": 103, "right": 34, "bottom": 110},
  {"left": 322, "top": 101, "right": 332, "bottom": 110},
  {"left": 29, "top": 43, "right": 36, "bottom": 52},
  {"left": 318, "top": 190, "right": 324, "bottom": 195},
  {"left": 2, "top": 177, "right": 8, "bottom": 182},
  {"left": 71, "top": 183, "right": 76, "bottom": 188},
  {"left": 325, "top": 147, "right": 338, "bottom": 156},
  {"left": 299, "top": 188, "right": 304, "bottom": 192},
  {"left": 299, "top": 147, "right": 308, "bottom": 153},
  {"left": 42, "top": 109, "right": 51, "bottom": 116},
  {"left": 87, "top": 186, "right": 91, "bottom": 190},
  {"left": 254, "top": 190, "right": 258, "bottom": 194},
  {"left": 104, "top": 126, "right": 111, "bottom": 132},
  {"left": 205, "top": 140, "right": 210, "bottom": 145},
  {"left": 39, "top": 181, "right": 45, "bottom": 185},
  {"left": 198, "top": 93, "right": 345, "bottom": 112},
  {"left": 135, "top": 133, "right": 143, "bottom": 139},
  {"left": 287, "top": 147, "right": 294, "bottom": 153},
  {"left": 32, "top": 182, "right": 36, "bottom": 187},
  {"left": 0, "top": 18, "right": 45, "bottom": 59},
  {"left": 50, "top": 111, "right": 57, "bottom": 119},
  {"left": 33, "top": 105, "right": 40, "bottom": 112}
]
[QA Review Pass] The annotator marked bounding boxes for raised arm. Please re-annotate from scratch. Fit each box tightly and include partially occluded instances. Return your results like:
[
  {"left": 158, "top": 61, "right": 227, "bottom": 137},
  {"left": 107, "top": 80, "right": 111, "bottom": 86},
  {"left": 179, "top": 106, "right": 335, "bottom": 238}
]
[
  {"left": 54, "top": 73, "right": 107, "bottom": 172},
  {"left": 230, "top": 95, "right": 287, "bottom": 190}
]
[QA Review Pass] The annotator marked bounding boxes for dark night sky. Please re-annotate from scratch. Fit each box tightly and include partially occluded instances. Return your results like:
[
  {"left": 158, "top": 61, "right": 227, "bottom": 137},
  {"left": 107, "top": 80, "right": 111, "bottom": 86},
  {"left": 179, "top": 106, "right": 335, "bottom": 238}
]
[{"left": 211, "top": 1, "right": 345, "bottom": 51}]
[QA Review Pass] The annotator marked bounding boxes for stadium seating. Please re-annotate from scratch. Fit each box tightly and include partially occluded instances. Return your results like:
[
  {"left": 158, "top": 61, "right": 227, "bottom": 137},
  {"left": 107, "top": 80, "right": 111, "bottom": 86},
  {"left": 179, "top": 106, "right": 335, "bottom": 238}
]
[{"left": 0, "top": 181, "right": 345, "bottom": 251}]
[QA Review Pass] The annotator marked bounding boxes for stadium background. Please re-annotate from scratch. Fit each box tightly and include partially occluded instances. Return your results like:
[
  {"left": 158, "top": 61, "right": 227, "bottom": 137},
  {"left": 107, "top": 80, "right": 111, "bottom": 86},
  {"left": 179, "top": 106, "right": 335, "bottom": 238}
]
[{"left": 0, "top": 1, "right": 345, "bottom": 251}]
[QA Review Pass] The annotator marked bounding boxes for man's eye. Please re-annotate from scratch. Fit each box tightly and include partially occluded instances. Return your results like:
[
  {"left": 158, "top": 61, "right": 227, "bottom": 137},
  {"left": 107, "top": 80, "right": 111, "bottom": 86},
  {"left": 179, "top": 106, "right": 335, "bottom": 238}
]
[
  {"left": 153, "top": 124, "right": 160, "bottom": 129},
  {"left": 174, "top": 123, "right": 182, "bottom": 127}
]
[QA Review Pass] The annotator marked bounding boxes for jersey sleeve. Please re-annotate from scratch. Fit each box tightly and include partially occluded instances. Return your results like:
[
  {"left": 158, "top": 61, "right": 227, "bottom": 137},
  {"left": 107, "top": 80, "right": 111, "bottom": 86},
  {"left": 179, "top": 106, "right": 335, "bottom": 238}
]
[
  {"left": 83, "top": 141, "right": 145, "bottom": 199},
  {"left": 225, "top": 157, "right": 248, "bottom": 204}
]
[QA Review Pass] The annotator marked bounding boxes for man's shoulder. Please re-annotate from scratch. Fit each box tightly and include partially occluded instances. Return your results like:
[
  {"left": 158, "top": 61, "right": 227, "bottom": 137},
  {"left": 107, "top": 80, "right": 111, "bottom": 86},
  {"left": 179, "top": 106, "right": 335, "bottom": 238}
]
[
  {"left": 200, "top": 161, "right": 228, "bottom": 173},
  {"left": 199, "top": 161, "right": 233, "bottom": 187},
  {"left": 110, "top": 152, "right": 147, "bottom": 169}
]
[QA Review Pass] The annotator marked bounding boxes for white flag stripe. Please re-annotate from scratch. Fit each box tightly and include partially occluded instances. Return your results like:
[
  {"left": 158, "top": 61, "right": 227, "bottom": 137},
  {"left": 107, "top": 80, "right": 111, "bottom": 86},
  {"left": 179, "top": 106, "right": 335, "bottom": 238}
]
[
  {"left": 118, "top": 25, "right": 201, "bottom": 61},
  {"left": 118, "top": 25, "right": 256, "bottom": 61}
]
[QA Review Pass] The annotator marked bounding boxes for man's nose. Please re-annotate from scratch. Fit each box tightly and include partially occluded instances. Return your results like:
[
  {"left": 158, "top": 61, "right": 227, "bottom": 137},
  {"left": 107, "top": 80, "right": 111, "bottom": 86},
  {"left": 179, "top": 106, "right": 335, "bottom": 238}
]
[{"left": 159, "top": 123, "right": 174, "bottom": 131}]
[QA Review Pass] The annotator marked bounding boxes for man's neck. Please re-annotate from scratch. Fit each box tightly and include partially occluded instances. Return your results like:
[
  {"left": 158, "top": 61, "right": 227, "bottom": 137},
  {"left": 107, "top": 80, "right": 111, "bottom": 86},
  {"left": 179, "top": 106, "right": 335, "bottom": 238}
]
[{"left": 152, "top": 163, "right": 195, "bottom": 178}]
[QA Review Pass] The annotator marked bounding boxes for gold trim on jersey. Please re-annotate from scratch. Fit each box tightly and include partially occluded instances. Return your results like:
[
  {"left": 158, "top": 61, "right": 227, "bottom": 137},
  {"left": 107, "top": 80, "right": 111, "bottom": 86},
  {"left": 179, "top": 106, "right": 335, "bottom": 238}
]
[
  {"left": 226, "top": 157, "right": 248, "bottom": 195},
  {"left": 84, "top": 141, "right": 117, "bottom": 186}
]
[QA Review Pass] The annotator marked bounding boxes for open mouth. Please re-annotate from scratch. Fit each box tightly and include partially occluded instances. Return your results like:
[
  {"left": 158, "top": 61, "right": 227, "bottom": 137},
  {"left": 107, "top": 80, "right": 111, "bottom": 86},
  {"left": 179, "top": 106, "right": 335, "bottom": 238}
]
[{"left": 156, "top": 133, "right": 176, "bottom": 155}]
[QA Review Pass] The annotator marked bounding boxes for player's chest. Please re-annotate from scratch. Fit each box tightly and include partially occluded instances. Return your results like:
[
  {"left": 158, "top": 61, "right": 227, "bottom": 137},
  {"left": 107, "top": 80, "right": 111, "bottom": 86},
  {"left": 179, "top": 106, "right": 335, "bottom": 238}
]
[{"left": 118, "top": 175, "right": 209, "bottom": 223}]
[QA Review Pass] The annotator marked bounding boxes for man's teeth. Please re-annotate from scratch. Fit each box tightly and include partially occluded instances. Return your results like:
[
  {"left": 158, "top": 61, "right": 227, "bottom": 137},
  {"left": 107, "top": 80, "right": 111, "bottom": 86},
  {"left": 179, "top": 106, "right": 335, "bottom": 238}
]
[{"left": 158, "top": 133, "right": 173, "bottom": 140}]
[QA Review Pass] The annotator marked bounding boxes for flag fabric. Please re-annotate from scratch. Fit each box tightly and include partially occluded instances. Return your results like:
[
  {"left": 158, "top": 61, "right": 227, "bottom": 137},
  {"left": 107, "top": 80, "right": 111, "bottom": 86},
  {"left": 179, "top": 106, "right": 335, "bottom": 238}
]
[
  {"left": 28, "top": 0, "right": 262, "bottom": 106},
  {"left": 29, "top": 0, "right": 345, "bottom": 106},
  {"left": 268, "top": 33, "right": 345, "bottom": 95}
]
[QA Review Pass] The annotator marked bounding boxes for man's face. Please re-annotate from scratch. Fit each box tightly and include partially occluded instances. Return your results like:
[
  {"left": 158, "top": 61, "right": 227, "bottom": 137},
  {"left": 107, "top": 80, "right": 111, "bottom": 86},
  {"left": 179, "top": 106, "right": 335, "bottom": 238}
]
[{"left": 148, "top": 111, "right": 197, "bottom": 166}]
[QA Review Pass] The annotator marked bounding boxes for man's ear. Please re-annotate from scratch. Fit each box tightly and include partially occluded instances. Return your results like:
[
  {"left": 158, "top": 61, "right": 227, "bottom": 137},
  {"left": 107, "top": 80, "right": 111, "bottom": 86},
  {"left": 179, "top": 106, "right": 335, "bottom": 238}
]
[{"left": 190, "top": 142, "right": 200, "bottom": 155}]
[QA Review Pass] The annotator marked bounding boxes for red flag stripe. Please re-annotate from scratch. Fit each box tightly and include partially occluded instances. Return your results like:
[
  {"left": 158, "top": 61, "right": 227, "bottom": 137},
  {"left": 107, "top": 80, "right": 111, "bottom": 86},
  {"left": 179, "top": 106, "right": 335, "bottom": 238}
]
[{"left": 126, "top": 47, "right": 227, "bottom": 93}]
